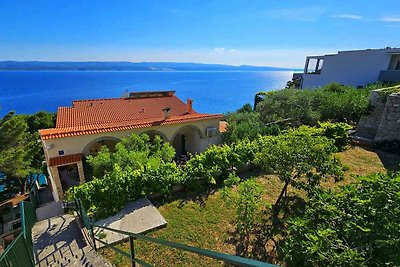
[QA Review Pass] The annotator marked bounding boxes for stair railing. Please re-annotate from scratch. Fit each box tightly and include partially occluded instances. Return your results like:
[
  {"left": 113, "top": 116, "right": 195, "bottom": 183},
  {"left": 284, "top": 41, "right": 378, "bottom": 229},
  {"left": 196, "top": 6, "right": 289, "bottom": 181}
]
[
  {"left": 74, "top": 198, "right": 278, "bottom": 267},
  {"left": 0, "top": 201, "right": 37, "bottom": 267}
]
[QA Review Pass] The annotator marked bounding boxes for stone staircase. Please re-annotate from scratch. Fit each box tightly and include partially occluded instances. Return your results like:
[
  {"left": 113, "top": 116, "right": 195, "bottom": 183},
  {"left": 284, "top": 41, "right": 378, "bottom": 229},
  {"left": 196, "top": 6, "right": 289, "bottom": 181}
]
[{"left": 32, "top": 214, "right": 113, "bottom": 267}]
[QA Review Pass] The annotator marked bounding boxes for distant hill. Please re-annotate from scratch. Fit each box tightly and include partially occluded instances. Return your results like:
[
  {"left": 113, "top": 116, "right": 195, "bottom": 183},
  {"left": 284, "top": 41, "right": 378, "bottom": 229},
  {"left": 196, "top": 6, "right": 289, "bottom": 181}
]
[{"left": 0, "top": 61, "right": 296, "bottom": 71}]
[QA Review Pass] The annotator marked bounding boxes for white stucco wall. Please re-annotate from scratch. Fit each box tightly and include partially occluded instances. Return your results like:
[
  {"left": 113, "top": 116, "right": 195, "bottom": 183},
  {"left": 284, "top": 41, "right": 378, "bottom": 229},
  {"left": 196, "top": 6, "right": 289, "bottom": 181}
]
[
  {"left": 42, "top": 118, "right": 222, "bottom": 159},
  {"left": 302, "top": 49, "right": 399, "bottom": 89},
  {"left": 41, "top": 117, "right": 222, "bottom": 200}
]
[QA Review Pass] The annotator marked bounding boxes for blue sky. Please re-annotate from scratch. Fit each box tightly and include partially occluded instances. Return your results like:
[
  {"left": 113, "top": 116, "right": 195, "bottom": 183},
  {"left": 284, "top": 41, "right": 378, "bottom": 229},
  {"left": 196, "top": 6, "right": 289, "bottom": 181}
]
[{"left": 0, "top": 0, "right": 399, "bottom": 68}]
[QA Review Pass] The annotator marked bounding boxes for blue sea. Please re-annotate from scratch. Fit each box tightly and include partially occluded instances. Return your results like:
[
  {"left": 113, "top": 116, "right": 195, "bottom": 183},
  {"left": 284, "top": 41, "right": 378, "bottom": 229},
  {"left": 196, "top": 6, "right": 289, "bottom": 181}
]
[{"left": 0, "top": 71, "right": 293, "bottom": 116}]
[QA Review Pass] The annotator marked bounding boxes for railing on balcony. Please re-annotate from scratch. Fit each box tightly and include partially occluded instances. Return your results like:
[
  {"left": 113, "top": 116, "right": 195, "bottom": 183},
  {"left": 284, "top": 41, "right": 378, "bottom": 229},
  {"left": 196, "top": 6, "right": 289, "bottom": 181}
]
[
  {"left": 0, "top": 201, "right": 37, "bottom": 267},
  {"left": 74, "top": 198, "right": 278, "bottom": 267}
]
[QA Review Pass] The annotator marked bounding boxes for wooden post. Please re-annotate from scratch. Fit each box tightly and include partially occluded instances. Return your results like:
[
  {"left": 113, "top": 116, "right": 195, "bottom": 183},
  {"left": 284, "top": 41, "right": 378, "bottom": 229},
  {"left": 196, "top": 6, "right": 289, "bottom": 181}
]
[{"left": 129, "top": 236, "right": 136, "bottom": 267}]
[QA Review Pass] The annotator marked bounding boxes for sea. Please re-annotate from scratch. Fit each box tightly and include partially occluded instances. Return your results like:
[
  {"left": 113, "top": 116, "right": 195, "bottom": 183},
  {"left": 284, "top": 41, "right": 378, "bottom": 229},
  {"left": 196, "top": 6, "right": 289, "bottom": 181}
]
[{"left": 0, "top": 71, "right": 293, "bottom": 116}]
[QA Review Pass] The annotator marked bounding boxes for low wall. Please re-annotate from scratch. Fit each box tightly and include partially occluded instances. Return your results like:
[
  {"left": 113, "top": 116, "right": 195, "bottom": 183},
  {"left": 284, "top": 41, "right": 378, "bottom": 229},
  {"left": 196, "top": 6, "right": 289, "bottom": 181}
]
[
  {"left": 356, "top": 90, "right": 386, "bottom": 139},
  {"left": 355, "top": 87, "right": 400, "bottom": 142},
  {"left": 375, "top": 93, "right": 400, "bottom": 142}
]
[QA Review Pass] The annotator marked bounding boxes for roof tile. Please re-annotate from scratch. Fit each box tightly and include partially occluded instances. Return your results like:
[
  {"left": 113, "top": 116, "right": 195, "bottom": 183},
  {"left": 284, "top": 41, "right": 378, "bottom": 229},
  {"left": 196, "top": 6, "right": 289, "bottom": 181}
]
[{"left": 40, "top": 92, "right": 222, "bottom": 140}]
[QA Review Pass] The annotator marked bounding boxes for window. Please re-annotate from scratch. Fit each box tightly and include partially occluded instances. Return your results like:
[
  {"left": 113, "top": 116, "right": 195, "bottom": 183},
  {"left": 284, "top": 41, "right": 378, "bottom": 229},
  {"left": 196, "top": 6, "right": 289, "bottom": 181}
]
[{"left": 306, "top": 58, "right": 323, "bottom": 74}]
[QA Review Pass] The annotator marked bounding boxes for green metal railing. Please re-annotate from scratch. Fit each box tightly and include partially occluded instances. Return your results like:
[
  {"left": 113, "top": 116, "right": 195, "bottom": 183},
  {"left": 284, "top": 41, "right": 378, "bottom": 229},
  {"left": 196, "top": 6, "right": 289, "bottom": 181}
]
[
  {"left": 75, "top": 199, "right": 278, "bottom": 267},
  {"left": 29, "top": 186, "right": 40, "bottom": 210},
  {"left": 0, "top": 201, "right": 36, "bottom": 267}
]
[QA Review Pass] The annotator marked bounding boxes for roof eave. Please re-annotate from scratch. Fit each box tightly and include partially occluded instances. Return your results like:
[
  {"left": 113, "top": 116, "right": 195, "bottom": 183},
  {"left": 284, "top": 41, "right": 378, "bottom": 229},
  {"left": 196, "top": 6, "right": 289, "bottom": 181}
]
[{"left": 40, "top": 114, "right": 223, "bottom": 140}]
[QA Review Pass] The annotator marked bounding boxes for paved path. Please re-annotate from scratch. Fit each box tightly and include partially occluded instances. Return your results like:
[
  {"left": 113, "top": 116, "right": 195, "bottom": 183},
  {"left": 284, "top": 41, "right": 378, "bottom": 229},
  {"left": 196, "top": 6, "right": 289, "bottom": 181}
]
[{"left": 32, "top": 214, "right": 113, "bottom": 267}]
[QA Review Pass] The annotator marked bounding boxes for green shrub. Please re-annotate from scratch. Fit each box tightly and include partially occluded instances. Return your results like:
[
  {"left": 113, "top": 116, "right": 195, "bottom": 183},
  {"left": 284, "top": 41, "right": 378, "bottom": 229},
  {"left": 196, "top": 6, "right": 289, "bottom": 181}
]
[
  {"left": 257, "top": 83, "right": 372, "bottom": 126},
  {"left": 183, "top": 144, "right": 240, "bottom": 186},
  {"left": 223, "top": 108, "right": 281, "bottom": 144},
  {"left": 282, "top": 173, "right": 400, "bottom": 267},
  {"left": 286, "top": 122, "right": 352, "bottom": 151},
  {"left": 319, "top": 122, "right": 352, "bottom": 151},
  {"left": 222, "top": 178, "right": 264, "bottom": 256},
  {"left": 183, "top": 137, "right": 262, "bottom": 187},
  {"left": 254, "top": 128, "right": 344, "bottom": 206},
  {"left": 69, "top": 134, "right": 181, "bottom": 219},
  {"left": 257, "top": 89, "right": 319, "bottom": 125}
]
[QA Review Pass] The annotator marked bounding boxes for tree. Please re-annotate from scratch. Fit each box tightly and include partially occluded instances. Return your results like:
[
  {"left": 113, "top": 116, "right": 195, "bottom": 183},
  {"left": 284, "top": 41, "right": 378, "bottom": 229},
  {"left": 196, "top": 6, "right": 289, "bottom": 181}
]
[
  {"left": 236, "top": 103, "right": 253, "bottom": 113},
  {"left": 256, "top": 83, "right": 372, "bottom": 126},
  {"left": 71, "top": 134, "right": 180, "bottom": 218},
  {"left": 25, "top": 111, "right": 56, "bottom": 134},
  {"left": 222, "top": 176, "right": 265, "bottom": 256},
  {"left": 285, "top": 76, "right": 301, "bottom": 89},
  {"left": 282, "top": 173, "right": 400, "bottom": 267},
  {"left": 223, "top": 110, "right": 281, "bottom": 144},
  {"left": 87, "top": 133, "right": 175, "bottom": 178},
  {"left": 24, "top": 111, "right": 56, "bottom": 173},
  {"left": 0, "top": 113, "right": 34, "bottom": 193},
  {"left": 254, "top": 128, "right": 344, "bottom": 207}
]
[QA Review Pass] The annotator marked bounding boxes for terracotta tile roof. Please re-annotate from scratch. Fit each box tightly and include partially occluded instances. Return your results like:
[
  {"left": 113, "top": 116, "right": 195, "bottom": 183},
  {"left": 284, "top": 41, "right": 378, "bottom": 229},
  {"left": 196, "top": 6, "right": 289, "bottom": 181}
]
[
  {"left": 40, "top": 92, "right": 223, "bottom": 140},
  {"left": 49, "top": 153, "right": 82, "bottom": 167},
  {"left": 41, "top": 114, "right": 223, "bottom": 140},
  {"left": 56, "top": 92, "right": 195, "bottom": 128}
]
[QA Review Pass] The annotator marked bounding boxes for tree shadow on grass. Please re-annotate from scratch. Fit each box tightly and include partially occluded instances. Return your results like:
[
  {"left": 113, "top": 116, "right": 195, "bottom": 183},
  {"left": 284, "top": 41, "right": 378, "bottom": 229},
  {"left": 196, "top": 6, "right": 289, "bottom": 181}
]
[
  {"left": 225, "top": 229, "right": 248, "bottom": 259},
  {"left": 151, "top": 183, "right": 222, "bottom": 209},
  {"left": 365, "top": 147, "right": 400, "bottom": 172},
  {"left": 176, "top": 187, "right": 217, "bottom": 208},
  {"left": 225, "top": 195, "right": 306, "bottom": 264}
]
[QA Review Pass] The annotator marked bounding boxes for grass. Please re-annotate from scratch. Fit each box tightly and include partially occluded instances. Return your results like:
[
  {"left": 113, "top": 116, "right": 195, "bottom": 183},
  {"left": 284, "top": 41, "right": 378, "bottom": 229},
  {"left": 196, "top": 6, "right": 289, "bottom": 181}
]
[
  {"left": 101, "top": 190, "right": 236, "bottom": 266},
  {"left": 338, "top": 145, "right": 400, "bottom": 175},
  {"left": 101, "top": 146, "right": 400, "bottom": 266}
]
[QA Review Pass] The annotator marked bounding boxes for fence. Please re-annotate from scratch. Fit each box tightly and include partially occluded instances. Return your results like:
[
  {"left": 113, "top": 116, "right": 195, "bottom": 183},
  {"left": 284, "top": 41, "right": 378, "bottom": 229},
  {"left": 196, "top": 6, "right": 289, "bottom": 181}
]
[
  {"left": 75, "top": 198, "right": 278, "bottom": 267},
  {"left": 29, "top": 186, "right": 40, "bottom": 210},
  {"left": 0, "top": 201, "right": 36, "bottom": 267}
]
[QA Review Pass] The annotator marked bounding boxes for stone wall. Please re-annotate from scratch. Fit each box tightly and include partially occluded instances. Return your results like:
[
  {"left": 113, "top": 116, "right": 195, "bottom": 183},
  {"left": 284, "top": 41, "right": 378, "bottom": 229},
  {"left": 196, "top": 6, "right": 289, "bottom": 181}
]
[
  {"left": 375, "top": 93, "right": 400, "bottom": 141},
  {"left": 355, "top": 89, "right": 400, "bottom": 142},
  {"left": 355, "top": 90, "right": 386, "bottom": 139}
]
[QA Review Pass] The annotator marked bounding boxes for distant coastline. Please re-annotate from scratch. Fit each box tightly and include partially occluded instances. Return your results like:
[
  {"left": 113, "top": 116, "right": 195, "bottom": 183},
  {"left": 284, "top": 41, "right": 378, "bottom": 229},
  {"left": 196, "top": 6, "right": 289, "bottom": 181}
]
[{"left": 0, "top": 61, "right": 299, "bottom": 72}]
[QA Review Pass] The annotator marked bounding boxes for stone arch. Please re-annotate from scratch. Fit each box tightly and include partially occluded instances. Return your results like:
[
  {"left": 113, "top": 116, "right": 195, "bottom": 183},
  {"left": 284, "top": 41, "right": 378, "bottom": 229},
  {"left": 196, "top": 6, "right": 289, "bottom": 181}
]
[
  {"left": 82, "top": 136, "right": 121, "bottom": 156},
  {"left": 142, "top": 130, "right": 169, "bottom": 142},
  {"left": 171, "top": 125, "right": 204, "bottom": 156}
]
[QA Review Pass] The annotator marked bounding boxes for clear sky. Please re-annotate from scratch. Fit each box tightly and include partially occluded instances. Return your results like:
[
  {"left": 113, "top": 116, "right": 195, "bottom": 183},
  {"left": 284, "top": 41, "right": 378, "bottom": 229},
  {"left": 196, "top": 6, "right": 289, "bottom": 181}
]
[{"left": 1, "top": 0, "right": 399, "bottom": 68}]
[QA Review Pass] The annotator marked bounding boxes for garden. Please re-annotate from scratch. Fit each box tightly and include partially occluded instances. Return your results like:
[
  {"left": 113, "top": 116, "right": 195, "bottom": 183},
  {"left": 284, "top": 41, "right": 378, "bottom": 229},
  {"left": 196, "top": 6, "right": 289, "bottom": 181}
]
[{"left": 67, "top": 83, "right": 400, "bottom": 266}]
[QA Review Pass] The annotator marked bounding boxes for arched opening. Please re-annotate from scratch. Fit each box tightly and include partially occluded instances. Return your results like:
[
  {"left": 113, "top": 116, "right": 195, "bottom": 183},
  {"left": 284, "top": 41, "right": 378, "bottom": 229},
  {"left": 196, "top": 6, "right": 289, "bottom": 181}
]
[
  {"left": 82, "top": 136, "right": 121, "bottom": 157},
  {"left": 142, "top": 130, "right": 168, "bottom": 143},
  {"left": 82, "top": 136, "right": 121, "bottom": 180},
  {"left": 171, "top": 125, "right": 203, "bottom": 158}
]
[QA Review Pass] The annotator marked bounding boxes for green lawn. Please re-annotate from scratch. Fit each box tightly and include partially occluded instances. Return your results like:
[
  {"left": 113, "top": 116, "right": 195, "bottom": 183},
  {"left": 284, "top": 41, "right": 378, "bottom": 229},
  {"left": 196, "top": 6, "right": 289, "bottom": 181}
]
[
  {"left": 101, "top": 189, "right": 237, "bottom": 266},
  {"left": 101, "top": 146, "right": 400, "bottom": 266}
]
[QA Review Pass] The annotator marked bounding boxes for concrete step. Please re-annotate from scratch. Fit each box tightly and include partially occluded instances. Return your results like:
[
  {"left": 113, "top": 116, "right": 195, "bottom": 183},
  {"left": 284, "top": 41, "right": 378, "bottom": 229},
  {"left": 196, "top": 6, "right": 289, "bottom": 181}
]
[
  {"left": 33, "top": 214, "right": 113, "bottom": 267},
  {"left": 35, "top": 201, "right": 63, "bottom": 221}
]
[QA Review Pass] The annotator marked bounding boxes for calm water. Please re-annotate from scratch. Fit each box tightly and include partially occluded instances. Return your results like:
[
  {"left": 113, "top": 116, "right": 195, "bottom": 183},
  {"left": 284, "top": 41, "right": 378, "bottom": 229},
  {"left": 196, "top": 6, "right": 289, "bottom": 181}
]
[{"left": 0, "top": 71, "right": 293, "bottom": 116}]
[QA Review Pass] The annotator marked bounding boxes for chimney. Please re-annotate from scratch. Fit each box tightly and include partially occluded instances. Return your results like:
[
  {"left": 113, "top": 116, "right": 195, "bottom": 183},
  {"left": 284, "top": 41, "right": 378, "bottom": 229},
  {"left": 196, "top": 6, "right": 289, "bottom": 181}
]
[
  {"left": 163, "top": 107, "right": 171, "bottom": 120},
  {"left": 187, "top": 99, "right": 193, "bottom": 113}
]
